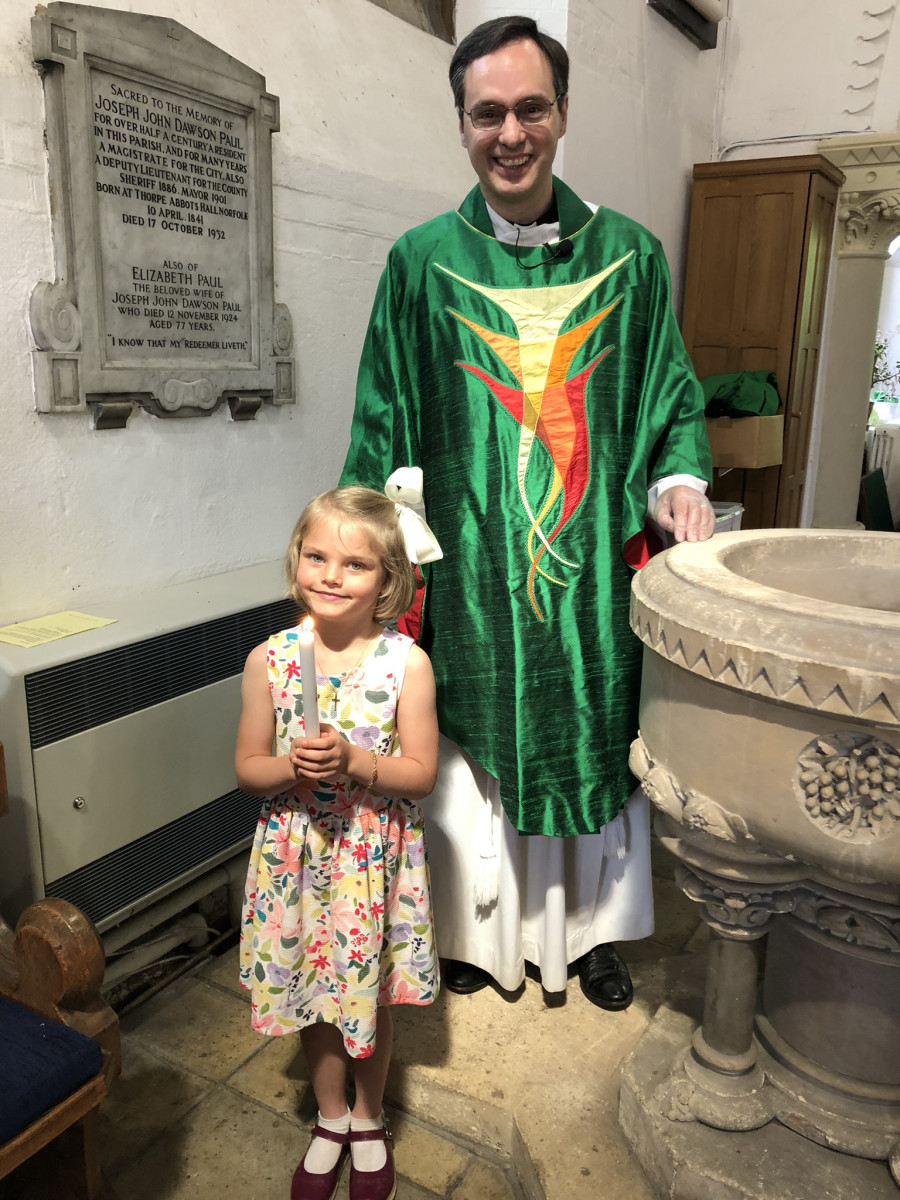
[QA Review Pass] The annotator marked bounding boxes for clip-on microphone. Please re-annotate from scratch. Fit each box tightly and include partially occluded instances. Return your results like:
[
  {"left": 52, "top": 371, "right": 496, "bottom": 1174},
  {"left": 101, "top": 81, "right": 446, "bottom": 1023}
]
[{"left": 513, "top": 230, "right": 574, "bottom": 271}]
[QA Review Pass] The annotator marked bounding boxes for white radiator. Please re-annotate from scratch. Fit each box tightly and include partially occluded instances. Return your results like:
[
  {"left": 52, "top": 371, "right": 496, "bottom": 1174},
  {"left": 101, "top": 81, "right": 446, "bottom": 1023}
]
[
  {"left": 0, "top": 562, "right": 294, "bottom": 933},
  {"left": 868, "top": 425, "right": 897, "bottom": 475}
]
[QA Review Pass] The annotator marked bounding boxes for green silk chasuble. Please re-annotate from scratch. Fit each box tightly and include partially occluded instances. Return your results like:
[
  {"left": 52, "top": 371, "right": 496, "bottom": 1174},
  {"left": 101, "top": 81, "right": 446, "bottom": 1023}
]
[{"left": 341, "top": 179, "right": 711, "bottom": 837}]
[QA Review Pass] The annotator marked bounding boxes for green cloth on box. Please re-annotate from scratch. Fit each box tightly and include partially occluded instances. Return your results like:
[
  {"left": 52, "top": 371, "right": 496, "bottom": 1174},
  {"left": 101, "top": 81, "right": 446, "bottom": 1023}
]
[
  {"left": 702, "top": 370, "right": 780, "bottom": 418},
  {"left": 342, "top": 178, "right": 711, "bottom": 837}
]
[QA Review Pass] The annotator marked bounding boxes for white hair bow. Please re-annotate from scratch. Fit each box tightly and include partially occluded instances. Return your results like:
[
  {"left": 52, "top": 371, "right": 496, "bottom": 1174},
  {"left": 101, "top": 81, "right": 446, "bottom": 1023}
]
[{"left": 385, "top": 467, "right": 443, "bottom": 565}]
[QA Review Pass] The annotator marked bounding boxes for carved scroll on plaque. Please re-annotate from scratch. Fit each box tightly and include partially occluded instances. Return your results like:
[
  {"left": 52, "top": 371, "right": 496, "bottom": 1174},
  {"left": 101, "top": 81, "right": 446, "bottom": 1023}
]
[{"left": 31, "top": 4, "right": 294, "bottom": 427}]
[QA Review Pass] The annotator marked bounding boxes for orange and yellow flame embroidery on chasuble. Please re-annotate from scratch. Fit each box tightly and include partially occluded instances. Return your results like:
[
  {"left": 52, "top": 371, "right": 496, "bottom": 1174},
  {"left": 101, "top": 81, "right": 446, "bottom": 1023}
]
[{"left": 342, "top": 179, "right": 711, "bottom": 837}]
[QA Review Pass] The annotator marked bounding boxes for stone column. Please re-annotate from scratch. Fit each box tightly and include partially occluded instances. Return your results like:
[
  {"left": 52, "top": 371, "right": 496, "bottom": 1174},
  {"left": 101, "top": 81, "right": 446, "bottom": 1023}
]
[
  {"left": 654, "top": 863, "right": 794, "bottom": 1132},
  {"left": 695, "top": 925, "right": 763, "bottom": 1075},
  {"left": 810, "top": 133, "right": 900, "bottom": 528}
]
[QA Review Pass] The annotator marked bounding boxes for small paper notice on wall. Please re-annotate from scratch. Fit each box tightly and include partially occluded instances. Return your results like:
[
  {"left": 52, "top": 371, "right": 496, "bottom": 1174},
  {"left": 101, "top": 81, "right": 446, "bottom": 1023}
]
[{"left": 0, "top": 611, "right": 117, "bottom": 649}]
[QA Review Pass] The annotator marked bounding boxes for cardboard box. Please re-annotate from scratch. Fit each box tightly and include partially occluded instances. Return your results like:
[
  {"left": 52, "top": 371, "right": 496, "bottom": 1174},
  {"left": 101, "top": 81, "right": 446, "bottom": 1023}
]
[{"left": 705, "top": 413, "right": 784, "bottom": 469}]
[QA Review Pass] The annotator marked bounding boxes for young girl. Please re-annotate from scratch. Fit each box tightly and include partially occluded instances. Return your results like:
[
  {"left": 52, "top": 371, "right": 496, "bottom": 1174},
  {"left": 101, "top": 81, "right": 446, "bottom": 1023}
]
[{"left": 236, "top": 486, "right": 439, "bottom": 1200}]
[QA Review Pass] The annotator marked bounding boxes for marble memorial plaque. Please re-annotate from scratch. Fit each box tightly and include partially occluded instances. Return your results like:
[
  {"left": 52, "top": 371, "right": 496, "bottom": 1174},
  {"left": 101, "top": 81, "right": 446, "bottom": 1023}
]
[{"left": 31, "top": 4, "right": 294, "bottom": 427}]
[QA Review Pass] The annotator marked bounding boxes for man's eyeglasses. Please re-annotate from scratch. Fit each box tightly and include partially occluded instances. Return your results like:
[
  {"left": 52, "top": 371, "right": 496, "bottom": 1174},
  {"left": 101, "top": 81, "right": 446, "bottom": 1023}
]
[{"left": 463, "top": 96, "right": 563, "bottom": 132}]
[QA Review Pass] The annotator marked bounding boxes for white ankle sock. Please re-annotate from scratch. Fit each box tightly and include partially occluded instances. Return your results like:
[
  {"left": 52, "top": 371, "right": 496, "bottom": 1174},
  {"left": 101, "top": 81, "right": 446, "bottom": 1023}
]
[
  {"left": 305, "top": 1109, "right": 350, "bottom": 1173},
  {"left": 350, "top": 1112, "right": 387, "bottom": 1171}
]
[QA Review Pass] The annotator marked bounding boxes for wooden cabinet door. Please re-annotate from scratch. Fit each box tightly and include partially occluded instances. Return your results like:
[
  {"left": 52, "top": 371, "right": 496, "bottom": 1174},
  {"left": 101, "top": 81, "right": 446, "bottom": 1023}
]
[
  {"left": 776, "top": 171, "right": 837, "bottom": 527},
  {"left": 681, "top": 156, "right": 841, "bottom": 529},
  {"left": 682, "top": 167, "right": 811, "bottom": 389}
]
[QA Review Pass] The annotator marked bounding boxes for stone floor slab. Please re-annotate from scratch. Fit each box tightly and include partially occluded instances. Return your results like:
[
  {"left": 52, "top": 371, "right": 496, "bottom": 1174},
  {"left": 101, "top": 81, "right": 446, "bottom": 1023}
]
[
  {"left": 196, "top": 943, "right": 249, "bottom": 997},
  {"left": 108, "top": 1087, "right": 306, "bottom": 1200},
  {"left": 452, "top": 1158, "right": 520, "bottom": 1200},
  {"left": 391, "top": 1112, "right": 471, "bottom": 1194},
  {"left": 227, "top": 1029, "right": 314, "bottom": 1121},
  {"left": 121, "top": 974, "right": 265, "bottom": 1082},
  {"left": 99, "top": 1038, "right": 215, "bottom": 1176}
]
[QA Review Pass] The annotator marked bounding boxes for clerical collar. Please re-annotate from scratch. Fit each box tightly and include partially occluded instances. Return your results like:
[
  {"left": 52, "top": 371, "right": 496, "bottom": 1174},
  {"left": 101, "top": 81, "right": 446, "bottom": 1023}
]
[
  {"left": 457, "top": 178, "right": 595, "bottom": 242},
  {"left": 486, "top": 201, "right": 560, "bottom": 247},
  {"left": 532, "top": 197, "right": 559, "bottom": 226},
  {"left": 498, "top": 196, "right": 559, "bottom": 231}
]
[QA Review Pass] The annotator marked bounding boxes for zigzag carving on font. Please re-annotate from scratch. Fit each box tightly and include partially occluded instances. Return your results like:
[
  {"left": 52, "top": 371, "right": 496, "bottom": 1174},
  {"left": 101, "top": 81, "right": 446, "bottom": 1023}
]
[{"left": 630, "top": 611, "right": 899, "bottom": 723}]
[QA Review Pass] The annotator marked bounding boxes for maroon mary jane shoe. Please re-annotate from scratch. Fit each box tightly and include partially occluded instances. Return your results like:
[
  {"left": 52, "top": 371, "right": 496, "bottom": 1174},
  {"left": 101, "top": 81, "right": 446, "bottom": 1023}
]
[
  {"left": 290, "top": 1125, "right": 349, "bottom": 1200},
  {"left": 348, "top": 1124, "right": 396, "bottom": 1200}
]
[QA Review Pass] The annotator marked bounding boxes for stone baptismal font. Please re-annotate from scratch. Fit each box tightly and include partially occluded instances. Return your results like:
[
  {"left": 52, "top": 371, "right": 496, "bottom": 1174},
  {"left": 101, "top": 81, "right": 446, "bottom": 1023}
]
[{"left": 621, "top": 529, "right": 900, "bottom": 1199}]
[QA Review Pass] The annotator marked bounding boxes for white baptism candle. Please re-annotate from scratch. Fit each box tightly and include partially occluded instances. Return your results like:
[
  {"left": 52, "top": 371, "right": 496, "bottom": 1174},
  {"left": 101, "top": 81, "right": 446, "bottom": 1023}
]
[{"left": 297, "top": 616, "right": 320, "bottom": 738}]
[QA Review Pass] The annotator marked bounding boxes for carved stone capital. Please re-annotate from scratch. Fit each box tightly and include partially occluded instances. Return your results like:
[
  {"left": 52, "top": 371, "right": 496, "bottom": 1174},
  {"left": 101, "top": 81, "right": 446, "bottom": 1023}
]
[
  {"left": 819, "top": 133, "right": 900, "bottom": 258},
  {"left": 674, "top": 863, "right": 796, "bottom": 937},
  {"left": 791, "top": 885, "right": 900, "bottom": 955},
  {"left": 836, "top": 189, "right": 900, "bottom": 258}
]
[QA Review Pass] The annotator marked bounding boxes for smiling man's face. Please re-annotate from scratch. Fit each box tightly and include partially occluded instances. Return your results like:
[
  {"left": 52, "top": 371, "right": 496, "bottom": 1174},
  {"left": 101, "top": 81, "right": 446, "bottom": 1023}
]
[{"left": 458, "top": 37, "right": 567, "bottom": 225}]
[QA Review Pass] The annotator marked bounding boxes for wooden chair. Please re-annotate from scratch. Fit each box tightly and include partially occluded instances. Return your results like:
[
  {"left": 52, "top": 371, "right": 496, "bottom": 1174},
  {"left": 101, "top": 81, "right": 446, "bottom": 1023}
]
[{"left": 0, "top": 743, "right": 120, "bottom": 1200}]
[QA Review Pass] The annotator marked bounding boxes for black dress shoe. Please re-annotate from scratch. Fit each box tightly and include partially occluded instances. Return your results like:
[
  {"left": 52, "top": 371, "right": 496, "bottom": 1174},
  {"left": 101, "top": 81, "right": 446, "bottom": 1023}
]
[
  {"left": 576, "top": 944, "right": 633, "bottom": 1010},
  {"left": 443, "top": 959, "right": 492, "bottom": 994}
]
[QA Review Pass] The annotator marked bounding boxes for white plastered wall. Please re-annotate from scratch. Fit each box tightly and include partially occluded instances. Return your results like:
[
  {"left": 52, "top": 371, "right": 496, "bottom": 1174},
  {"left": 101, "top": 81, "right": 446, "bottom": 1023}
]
[
  {"left": 716, "top": 0, "right": 900, "bottom": 161},
  {"left": 564, "top": 0, "right": 719, "bottom": 304},
  {"left": 0, "top": 0, "right": 471, "bottom": 624}
]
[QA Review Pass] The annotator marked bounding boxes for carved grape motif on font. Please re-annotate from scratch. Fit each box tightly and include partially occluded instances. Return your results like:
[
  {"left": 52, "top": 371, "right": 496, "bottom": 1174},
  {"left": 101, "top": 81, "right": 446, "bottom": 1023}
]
[{"left": 797, "top": 732, "right": 900, "bottom": 842}]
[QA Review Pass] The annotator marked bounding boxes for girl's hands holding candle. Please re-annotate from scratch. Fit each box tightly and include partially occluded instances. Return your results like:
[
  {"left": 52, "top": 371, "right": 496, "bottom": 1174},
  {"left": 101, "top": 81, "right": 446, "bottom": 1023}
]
[
  {"left": 289, "top": 725, "right": 353, "bottom": 782},
  {"left": 289, "top": 644, "right": 436, "bottom": 799}
]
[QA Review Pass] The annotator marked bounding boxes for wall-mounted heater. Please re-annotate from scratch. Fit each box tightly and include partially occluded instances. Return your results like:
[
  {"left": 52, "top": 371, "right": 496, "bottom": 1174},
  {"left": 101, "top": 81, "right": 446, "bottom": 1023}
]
[{"left": 0, "top": 562, "right": 295, "bottom": 940}]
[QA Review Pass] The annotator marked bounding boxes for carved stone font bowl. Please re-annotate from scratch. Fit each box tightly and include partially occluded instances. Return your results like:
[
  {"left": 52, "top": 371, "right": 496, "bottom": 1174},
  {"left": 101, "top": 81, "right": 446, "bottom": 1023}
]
[{"left": 630, "top": 529, "right": 900, "bottom": 889}]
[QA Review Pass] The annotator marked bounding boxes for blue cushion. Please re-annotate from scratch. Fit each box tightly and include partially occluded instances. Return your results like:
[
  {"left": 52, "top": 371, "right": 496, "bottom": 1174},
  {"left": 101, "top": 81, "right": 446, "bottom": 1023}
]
[{"left": 0, "top": 996, "right": 103, "bottom": 1143}]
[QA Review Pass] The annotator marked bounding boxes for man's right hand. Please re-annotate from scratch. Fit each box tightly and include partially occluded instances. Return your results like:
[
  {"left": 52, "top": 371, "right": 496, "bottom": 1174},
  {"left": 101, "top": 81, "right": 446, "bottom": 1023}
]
[{"left": 654, "top": 485, "right": 715, "bottom": 543}]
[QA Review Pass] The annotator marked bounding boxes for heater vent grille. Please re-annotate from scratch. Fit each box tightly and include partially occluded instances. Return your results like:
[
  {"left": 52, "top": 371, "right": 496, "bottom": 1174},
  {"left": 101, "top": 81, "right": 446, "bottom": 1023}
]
[
  {"left": 25, "top": 598, "right": 296, "bottom": 748},
  {"left": 47, "top": 787, "right": 261, "bottom": 928}
]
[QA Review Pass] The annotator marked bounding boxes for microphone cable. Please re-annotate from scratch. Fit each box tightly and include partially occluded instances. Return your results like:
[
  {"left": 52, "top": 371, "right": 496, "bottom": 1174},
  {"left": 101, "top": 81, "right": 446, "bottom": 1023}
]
[{"left": 513, "top": 225, "right": 574, "bottom": 271}]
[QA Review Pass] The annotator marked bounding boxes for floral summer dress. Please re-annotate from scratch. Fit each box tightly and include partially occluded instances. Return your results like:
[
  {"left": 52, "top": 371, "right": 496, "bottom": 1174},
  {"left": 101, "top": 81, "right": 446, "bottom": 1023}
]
[{"left": 240, "top": 625, "right": 439, "bottom": 1058}]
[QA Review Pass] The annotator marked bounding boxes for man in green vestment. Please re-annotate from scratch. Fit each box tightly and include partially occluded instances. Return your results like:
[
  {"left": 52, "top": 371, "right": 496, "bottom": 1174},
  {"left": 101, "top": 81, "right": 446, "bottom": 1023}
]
[{"left": 341, "top": 15, "right": 713, "bottom": 1008}]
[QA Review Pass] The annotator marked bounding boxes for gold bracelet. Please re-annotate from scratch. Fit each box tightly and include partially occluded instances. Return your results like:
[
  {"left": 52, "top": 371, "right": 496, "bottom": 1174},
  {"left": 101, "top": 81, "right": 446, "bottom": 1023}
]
[{"left": 368, "top": 750, "right": 378, "bottom": 789}]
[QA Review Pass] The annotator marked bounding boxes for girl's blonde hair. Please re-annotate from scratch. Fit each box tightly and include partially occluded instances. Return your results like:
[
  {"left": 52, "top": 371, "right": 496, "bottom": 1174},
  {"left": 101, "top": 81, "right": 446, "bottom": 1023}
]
[{"left": 285, "top": 487, "right": 417, "bottom": 622}]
